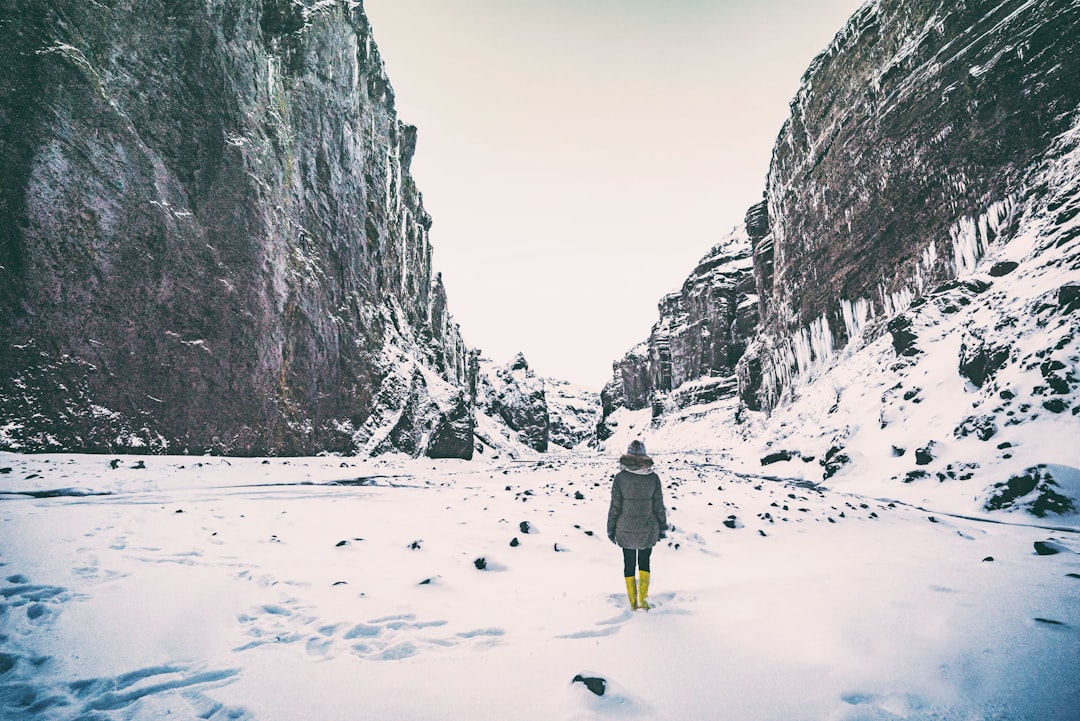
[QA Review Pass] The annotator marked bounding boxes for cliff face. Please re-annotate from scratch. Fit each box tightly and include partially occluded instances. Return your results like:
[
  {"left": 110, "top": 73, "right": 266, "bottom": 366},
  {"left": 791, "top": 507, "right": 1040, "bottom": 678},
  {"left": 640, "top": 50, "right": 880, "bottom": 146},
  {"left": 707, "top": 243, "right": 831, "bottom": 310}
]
[
  {"left": 604, "top": 0, "right": 1080, "bottom": 422},
  {"left": 742, "top": 0, "right": 1080, "bottom": 410},
  {"left": 0, "top": 0, "right": 472, "bottom": 456}
]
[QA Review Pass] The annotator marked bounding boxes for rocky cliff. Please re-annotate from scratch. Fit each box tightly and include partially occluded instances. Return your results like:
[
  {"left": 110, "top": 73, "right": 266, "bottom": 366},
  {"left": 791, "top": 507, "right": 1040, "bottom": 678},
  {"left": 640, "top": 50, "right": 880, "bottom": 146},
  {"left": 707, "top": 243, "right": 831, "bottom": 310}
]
[
  {"left": 601, "top": 226, "right": 758, "bottom": 421},
  {"left": 605, "top": 0, "right": 1080, "bottom": 420},
  {"left": 473, "top": 353, "right": 600, "bottom": 455},
  {"left": 0, "top": 0, "right": 473, "bottom": 457},
  {"left": 742, "top": 0, "right": 1080, "bottom": 410}
]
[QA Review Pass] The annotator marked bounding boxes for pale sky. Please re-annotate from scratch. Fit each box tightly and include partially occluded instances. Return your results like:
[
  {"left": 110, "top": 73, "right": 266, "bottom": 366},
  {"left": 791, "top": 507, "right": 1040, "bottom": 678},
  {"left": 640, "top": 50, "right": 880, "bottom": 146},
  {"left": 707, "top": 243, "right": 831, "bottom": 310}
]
[{"left": 364, "top": 0, "right": 868, "bottom": 390}]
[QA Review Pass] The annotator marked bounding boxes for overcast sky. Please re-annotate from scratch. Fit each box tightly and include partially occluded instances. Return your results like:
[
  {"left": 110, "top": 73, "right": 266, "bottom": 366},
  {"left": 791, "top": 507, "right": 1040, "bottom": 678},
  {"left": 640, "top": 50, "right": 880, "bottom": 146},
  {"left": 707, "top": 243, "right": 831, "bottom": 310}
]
[{"left": 364, "top": 0, "right": 867, "bottom": 390}]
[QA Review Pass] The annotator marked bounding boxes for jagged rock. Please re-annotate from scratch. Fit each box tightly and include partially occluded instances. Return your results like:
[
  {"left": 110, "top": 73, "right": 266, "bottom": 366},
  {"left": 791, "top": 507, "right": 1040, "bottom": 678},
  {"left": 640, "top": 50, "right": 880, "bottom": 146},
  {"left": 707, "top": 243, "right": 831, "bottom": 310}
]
[
  {"left": 821, "top": 446, "right": 850, "bottom": 480},
  {"left": 989, "top": 261, "right": 1019, "bottom": 277},
  {"left": 1034, "top": 541, "right": 1068, "bottom": 556},
  {"left": 761, "top": 450, "right": 797, "bottom": 466},
  {"left": 887, "top": 317, "right": 920, "bottom": 358},
  {"left": 1059, "top": 284, "right": 1080, "bottom": 312},
  {"left": 958, "top": 331, "right": 1011, "bottom": 388},
  {"left": 0, "top": 0, "right": 472, "bottom": 457},
  {"left": 572, "top": 675, "right": 607, "bottom": 697},
  {"left": 985, "top": 466, "right": 1076, "bottom": 518},
  {"left": 954, "top": 416, "right": 998, "bottom": 442},
  {"left": 915, "top": 443, "right": 936, "bottom": 466},
  {"left": 474, "top": 354, "right": 550, "bottom": 452}
]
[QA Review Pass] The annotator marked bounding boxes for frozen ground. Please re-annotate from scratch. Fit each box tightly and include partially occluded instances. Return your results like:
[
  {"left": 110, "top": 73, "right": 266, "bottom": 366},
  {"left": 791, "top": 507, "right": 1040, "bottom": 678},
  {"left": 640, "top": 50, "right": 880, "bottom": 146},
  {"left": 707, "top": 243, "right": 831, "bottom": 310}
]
[{"left": 0, "top": 451, "right": 1077, "bottom": 721}]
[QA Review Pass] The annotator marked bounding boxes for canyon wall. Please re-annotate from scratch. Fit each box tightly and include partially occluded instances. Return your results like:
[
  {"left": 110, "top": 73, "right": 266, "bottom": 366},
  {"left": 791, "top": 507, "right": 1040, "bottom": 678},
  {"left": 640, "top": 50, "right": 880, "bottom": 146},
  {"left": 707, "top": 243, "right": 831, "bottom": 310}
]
[{"left": 0, "top": 0, "right": 473, "bottom": 456}]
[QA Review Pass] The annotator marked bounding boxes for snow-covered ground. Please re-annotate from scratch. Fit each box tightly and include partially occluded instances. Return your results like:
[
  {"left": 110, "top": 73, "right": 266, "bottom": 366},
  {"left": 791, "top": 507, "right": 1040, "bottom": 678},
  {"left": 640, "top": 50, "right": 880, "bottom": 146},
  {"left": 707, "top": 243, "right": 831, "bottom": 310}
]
[{"left": 1, "top": 450, "right": 1077, "bottom": 721}]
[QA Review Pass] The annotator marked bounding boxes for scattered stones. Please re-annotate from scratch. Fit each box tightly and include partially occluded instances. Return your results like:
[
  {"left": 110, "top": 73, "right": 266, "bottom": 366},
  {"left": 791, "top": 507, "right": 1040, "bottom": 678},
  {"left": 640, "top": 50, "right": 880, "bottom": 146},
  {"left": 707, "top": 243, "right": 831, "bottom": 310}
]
[
  {"left": 572, "top": 675, "right": 607, "bottom": 696},
  {"left": 409, "top": 540, "right": 423, "bottom": 550}
]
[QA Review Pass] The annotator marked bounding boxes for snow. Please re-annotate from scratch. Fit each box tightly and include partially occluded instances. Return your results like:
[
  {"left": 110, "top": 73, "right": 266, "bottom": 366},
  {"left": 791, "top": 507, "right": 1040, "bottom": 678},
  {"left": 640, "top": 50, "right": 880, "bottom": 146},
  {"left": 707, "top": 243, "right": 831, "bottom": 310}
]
[{"left": 1, "top": 450, "right": 1076, "bottom": 721}]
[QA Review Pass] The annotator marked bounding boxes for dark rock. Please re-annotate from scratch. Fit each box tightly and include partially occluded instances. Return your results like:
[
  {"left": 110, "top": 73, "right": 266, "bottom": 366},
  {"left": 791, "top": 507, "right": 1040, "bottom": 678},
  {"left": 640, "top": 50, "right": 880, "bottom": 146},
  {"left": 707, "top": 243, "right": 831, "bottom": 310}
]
[
  {"left": 1059, "top": 284, "right": 1080, "bottom": 312},
  {"left": 409, "top": 540, "right": 422, "bottom": 550},
  {"left": 509, "top": 538, "right": 519, "bottom": 547},
  {"left": 0, "top": 0, "right": 474, "bottom": 457},
  {"left": 954, "top": 416, "right": 997, "bottom": 441},
  {"left": 572, "top": 675, "right": 607, "bottom": 697},
  {"left": 915, "top": 443, "right": 936, "bottom": 466},
  {"left": 0, "top": 653, "right": 16, "bottom": 676},
  {"left": 335, "top": 540, "right": 349, "bottom": 548},
  {"left": 986, "top": 466, "right": 1076, "bottom": 517},
  {"left": 982, "top": 557, "right": 994, "bottom": 562},
  {"left": 887, "top": 316, "right": 920, "bottom": 357},
  {"left": 1033, "top": 617, "right": 1066, "bottom": 626},
  {"left": 761, "top": 450, "right": 796, "bottom": 466},
  {"left": 0, "top": 468, "right": 10, "bottom": 474},
  {"left": 519, "top": 521, "right": 531, "bottom": 534},
  {"left": 891, "top": 446, "right": 906, "bottom": 457},
  {"left": 473, "top": 557, "right": 487, "bottom": 570},
  {"left": 574, "top": 491, "right": 584, "bottom": 500},
  {"left": 1042, "top": 399, "right": 1067, "bottom": 413},
  {"left": 821, "top": 445, "right": 850, "bottom": 480},
  {"left": 1034, "top": 540, "right": 1069, "bottom": 556},
  {"left": 988, "top": 261, "right": 1019, "bottom": 277},
  {"left": 959, "top": 331, "right": 1011, "bottom": 388}
]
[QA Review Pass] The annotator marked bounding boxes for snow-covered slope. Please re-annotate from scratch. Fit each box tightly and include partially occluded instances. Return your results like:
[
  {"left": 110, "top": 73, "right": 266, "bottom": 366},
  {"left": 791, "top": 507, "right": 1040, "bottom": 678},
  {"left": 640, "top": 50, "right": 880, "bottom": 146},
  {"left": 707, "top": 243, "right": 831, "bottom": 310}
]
[{"left": 0, "top": 451, "right": 1076, "bottom": 720}]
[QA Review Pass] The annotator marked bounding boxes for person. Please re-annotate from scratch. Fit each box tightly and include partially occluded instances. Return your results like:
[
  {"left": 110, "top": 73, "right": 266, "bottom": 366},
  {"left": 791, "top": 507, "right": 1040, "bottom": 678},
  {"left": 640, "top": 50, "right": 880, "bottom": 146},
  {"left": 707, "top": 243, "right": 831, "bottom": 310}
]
[{"left": 606, "top": 439, "right": 667, "bottom": 610}]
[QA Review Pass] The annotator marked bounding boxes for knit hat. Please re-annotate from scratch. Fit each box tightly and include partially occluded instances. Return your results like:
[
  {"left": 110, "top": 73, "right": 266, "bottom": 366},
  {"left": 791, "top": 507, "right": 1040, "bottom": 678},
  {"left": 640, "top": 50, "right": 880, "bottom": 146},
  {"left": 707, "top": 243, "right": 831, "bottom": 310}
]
[{"left": 627, "top": 440, "right": 647, "bottom": 456}]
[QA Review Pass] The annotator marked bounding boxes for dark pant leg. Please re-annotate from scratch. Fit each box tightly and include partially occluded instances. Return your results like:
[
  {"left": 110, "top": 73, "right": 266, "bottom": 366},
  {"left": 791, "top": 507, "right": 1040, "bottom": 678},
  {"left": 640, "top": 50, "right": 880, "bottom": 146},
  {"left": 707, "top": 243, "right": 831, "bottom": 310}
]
[
  {"left": 622, "top": 548, "right": 637, "bottom": 577},
  {"left": 638, "top": 548, "right": 651, "bottom": 573}
]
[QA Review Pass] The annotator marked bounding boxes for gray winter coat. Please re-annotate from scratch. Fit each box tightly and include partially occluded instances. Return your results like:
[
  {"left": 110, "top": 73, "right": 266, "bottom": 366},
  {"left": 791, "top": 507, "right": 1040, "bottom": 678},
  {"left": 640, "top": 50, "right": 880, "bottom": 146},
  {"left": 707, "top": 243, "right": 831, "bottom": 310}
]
[{"left": 607, "top": 459, "right": 667, "bottom": 550}]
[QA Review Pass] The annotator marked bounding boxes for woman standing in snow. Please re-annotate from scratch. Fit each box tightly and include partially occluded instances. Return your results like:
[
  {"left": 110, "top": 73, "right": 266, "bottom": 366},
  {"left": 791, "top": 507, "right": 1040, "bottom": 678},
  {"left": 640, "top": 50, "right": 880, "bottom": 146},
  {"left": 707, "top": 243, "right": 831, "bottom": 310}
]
[{"left": 607, "top": 440, "right": 667, "bottom": 610}]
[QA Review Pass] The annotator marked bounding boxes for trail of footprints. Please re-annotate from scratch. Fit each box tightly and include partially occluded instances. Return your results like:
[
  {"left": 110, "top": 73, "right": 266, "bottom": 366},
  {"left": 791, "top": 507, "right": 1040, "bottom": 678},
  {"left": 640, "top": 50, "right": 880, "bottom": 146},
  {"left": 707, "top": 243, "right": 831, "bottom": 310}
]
[
  {"left": 0, "top": 571, "right": 248, "bottom": 720},
  {"left": 234, "top": 596, "right": 505, "bottom": 662}
]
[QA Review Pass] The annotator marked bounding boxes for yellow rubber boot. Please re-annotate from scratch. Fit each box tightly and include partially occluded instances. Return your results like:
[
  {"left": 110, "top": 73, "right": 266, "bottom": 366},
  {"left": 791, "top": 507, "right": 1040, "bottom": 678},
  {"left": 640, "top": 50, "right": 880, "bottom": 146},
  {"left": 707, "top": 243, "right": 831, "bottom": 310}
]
[
  {"left": 624, "top": 577, "right": 638, "bottom": 610},
  {"left": 638, "top": 571, "right": 651, "bottom": 611}
]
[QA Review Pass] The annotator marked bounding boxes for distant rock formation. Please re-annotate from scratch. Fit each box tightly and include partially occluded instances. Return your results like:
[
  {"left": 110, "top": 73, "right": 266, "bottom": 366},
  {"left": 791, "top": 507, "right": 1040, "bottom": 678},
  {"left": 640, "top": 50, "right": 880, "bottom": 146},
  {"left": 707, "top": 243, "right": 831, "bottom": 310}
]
[
  {"left": 472, "top": 353, "right": 600, "bottom": 456},
  {"left": 601, "top": 227, "right": 758, "bottom": 418},
  {"left": 0, "top": 0, "right": 472, "bottom": 456}
]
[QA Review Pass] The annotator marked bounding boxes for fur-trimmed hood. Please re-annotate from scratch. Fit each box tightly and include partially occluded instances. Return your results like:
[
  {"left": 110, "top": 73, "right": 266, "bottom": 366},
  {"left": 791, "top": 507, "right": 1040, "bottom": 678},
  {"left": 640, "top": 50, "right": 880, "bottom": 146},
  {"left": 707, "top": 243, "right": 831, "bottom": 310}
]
[{"left": 619, "top": 453, "right": 655, "bottom": 474}]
